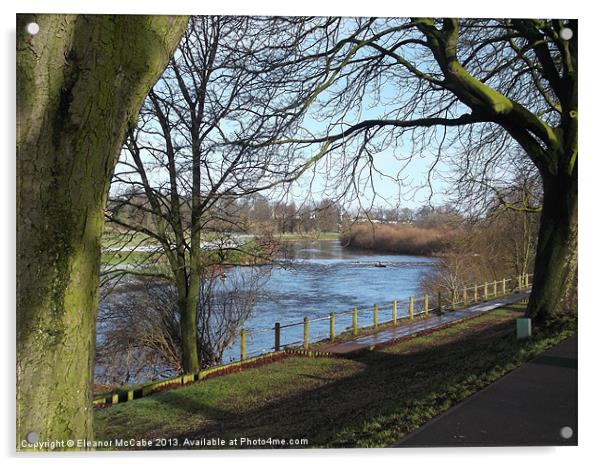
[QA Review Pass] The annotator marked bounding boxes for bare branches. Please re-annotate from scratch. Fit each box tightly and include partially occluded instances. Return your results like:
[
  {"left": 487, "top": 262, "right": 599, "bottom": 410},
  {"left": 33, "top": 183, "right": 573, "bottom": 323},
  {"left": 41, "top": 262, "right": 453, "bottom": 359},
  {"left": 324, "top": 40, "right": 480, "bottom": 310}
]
[{"left": 245, "top": 16, "right": 575, "bottom": 219}]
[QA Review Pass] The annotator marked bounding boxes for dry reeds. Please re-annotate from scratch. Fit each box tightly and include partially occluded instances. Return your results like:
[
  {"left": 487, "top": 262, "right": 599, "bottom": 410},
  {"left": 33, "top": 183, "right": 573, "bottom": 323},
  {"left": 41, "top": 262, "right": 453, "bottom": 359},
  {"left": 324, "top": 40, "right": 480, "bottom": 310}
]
[{"left": 340, "top": 223, "right": 450, "bottom": 255}]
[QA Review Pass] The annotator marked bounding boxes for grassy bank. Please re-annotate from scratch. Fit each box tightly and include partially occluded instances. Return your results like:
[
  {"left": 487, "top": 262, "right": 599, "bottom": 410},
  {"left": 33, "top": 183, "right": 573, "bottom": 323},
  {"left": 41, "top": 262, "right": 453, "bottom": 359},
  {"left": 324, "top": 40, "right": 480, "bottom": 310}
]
[
  {"left": 340, "top": 223, "right": 450, "bottom": 255},
  {"left": 101, "top": 231, "right": 338, "bottom": 269},
  {"left": 94, "top": 304, "right": 575, "bottom": 449},
  {"left": 101, "top": 237, "right": 269, "bottom": 269}
]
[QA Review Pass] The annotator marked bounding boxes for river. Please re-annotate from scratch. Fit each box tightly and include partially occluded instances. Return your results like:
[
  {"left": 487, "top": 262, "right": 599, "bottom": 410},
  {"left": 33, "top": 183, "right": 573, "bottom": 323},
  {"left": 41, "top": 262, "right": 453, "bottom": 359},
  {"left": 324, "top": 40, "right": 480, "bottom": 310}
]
[
  {"left": 96, "top": 240, "right": 437, "bottom": 383},
  {"left": 221, "top": 240, "right": 436, "bottom": 362}
]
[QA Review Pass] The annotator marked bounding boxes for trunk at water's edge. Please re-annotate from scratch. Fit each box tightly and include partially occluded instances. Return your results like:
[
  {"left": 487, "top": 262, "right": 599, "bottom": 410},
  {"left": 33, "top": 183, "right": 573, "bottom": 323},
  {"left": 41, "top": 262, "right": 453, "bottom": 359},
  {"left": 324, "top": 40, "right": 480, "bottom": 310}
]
[
  {"left": 527, "top": 170, "right": 578, "bottom": 323},
  {"left": 16, "top": 14, "right": 187, "bottom": 448},
  {"left": 179, "top": 273, "right": 201, "bottom": 373}
]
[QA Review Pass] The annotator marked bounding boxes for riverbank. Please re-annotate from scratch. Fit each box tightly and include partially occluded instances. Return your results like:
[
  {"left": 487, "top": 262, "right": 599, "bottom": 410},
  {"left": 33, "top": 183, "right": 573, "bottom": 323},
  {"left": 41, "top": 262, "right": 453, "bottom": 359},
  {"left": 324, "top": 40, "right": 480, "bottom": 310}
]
[
  {"left": 276, "top": 232, "right": 339, "bottom": 241},
  {"left": 340, "top": 223, "right": 451, "bottom": 256},
  {"left": 96, "top": 240, "right": 435, "bottom": 384},
  {"left": 101, "top": 232, "right": 340, "bottom": 268},
  {"left": 94, "top": 303, "right": 576, "bottom": 449}
]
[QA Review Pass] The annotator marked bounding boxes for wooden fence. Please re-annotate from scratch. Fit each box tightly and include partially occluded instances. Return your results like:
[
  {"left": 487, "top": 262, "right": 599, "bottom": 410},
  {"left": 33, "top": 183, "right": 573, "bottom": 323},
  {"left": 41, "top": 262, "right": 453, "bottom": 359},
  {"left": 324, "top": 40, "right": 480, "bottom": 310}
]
[
  {"left": 94, "top": 272, "right": 532, "bottom": 407},
  {"left": 239, "top": 273, "right": 533, "bottom": 358}
]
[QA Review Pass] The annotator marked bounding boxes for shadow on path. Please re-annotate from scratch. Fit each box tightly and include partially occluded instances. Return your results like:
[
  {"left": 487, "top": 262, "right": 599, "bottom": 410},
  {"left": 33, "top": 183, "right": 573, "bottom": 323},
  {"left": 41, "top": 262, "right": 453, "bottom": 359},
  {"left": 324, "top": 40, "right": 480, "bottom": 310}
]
[
  {"left": 395, "top": 335, "right": 578, "bottom": 447},
  {"left": 141, "top": 312, "right": 575, "bottom": 448}
]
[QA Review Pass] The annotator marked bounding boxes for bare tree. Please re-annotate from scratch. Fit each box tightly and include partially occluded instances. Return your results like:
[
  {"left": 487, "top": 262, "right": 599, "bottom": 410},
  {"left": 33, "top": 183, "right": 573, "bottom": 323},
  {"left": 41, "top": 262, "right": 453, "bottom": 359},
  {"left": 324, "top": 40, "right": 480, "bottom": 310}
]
[
  {"left": 105, "top": 16, "right": 302, "bottom": 373},
  {"left": 422, "top": 197, "right": 539, "bottom": 301},
  {"left": 253, "top": 17, "right": 576, "bottom": 322}
]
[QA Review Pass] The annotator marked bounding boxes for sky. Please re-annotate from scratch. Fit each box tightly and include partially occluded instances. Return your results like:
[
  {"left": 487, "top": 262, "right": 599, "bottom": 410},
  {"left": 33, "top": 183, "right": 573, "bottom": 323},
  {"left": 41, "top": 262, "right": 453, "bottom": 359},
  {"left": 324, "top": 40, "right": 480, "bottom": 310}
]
[
  {"left": 112, "top": 17, "right": 465, "bottom": 214},
  {"left": 270, "top": 76, "right": 453, "bottom": 211}
]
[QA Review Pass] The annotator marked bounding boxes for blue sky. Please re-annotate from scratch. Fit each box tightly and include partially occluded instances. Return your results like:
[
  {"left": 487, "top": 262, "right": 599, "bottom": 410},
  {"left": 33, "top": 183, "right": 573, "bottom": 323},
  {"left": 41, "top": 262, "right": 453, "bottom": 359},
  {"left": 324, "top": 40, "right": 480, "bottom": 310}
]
[
  {"left": 113, "top": 18, "right": 458, "bottom": 213},
  {"left": 269, "top": 75, "right": 453, "bottom": 211}
]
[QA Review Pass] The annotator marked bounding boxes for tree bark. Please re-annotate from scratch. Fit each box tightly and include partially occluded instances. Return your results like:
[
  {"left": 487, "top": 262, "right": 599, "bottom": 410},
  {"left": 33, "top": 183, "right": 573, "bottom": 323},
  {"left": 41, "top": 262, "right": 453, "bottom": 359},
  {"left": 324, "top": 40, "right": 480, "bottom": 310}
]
[
  {"left": 526, "top": 169, "right": 578, "bottom": 322},
  {"left": 177, "top": 273, "right": 201, "bottom": 373},
  {"left": 16, "top": 14, "right": 187, "bottom": 448}
]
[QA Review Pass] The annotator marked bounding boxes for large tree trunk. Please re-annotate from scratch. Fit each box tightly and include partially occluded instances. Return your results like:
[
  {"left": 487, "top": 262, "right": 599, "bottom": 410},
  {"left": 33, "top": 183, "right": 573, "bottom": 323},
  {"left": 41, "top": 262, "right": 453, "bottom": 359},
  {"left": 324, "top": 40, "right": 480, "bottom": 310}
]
[
  {"left": 16, "top": 14, "right": 187, "bottom": 449},
  {"left": 527, "top": 170, "right": 578, "bottom": 323}
]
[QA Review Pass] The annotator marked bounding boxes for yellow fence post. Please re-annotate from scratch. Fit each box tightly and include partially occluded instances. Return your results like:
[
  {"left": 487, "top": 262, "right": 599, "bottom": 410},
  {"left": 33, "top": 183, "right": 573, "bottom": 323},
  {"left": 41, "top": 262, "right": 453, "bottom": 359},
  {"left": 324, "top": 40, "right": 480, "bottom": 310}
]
[
  {"left": 240, "top": 329, "right": 247, "bottom": 361},
  {"left": 502, "top": 278, "right": 506, "bottom": 295},
  {"left": 409, "top": 296, "right": 414, "bottom": 319},
  {"left": 484, "top": 282, "right": 489, "bottom": 301},
  {"left": 424, "top": 295, "right": 429, "bottom": 315},
  {"left": 303, "top": 317, "right": 309, "bottom": 349},
  {"left": 329, "top": 312, "right": 335, "bottom": 342},
  {"left": 352, "top": 307, "right": 358, "bottom": 336},
  {"left": 392, "top": 300, "right": 397, "bottom": 325},
  {"left": 112, "top": 393, "right": 119, "bottom": 405},
  {"left": 437, "top": 290, "right": 443, "bottom": 314},
  {"left": 493, "top": 280, "right": 497, "bottom": 298},
  {"left": 474, "top": 285, "right": 478, "bottom": 303},
  {"left": 373, "top": 304, "right": 379, "bottom": 328},
  {"left": 451, "top": 289, "right": 456, "bottom": 310},
  {"left": 517, "top": 274, "right": 522, "bottom": 291},
  {"left": 463, "top": 286, "right": 468, "bottom": 306},
  {"left": 525, "top": 274, "right": 529, "bottom": 288}
]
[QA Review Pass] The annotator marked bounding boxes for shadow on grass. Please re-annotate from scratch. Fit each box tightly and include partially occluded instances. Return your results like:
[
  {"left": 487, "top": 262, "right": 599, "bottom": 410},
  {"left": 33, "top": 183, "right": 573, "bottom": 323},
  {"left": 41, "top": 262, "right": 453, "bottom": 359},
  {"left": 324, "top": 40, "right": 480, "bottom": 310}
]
[{"left": 139, "top": 312, "right": 571, "bottom": 448}]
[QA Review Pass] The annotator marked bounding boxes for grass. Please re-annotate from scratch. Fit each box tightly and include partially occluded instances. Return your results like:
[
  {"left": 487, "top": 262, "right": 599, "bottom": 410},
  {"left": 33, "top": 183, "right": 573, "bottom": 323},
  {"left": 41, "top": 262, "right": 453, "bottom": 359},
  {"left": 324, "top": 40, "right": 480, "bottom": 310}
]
[
  {"left": 100, "top": 230, "right": 339, "bottom": 268},
  {"left": 101, "top": 237, "right": 268, "bottom": 269},
  {"left": 94, "top": 305, "right": 576, "bottom": 449}
]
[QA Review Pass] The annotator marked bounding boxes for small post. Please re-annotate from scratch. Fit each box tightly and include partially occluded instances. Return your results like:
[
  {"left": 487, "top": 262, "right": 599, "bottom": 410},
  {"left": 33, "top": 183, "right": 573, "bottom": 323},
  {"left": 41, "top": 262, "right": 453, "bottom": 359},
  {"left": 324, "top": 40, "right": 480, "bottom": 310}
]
[
  {"left": 352, "top": 306, "right": 358, "bottom": 336},
  {"left": 517, "top": 274, "right": 522, "bottom": 291},
  {"left": 493, "top": 280, "right": 497, "bottom": 298},
  {"left": 424, "top": 295, "right": 429, "bottom": 315},
  {"left": 437, "top": 290, "right": 443, "bottom": 314},
  {"left": 240, "top": 329, "right": 247, "bottom": 361},
  {"left": 112, "top": 393, "right": 119, "bottom": 405},
  {"left": 484, "top": 282, "right": 489, "bottom": 301},
  {"left": 474, "top": 285, "right": 478, "bottom": 303},
  {"left": 516, "top": 317, "right": 532, "bottom": 339},
  {"left": 502, "top": 278, "right": 506, "bottom": 295},
  {"left": 274, "top": 322, "right": 281, "bottom": 352},
  {"left": 392, "top": 300, "right": 397, "bottom": 325},
  {"left": 451, "top": 289, "right": 456, "bottom": 310},
  {"left": 373, "top": 304, "right": 379, "bottom": 329},
  {"left": 329, "top": 312, "right": 335, "bottom": 342},
  {"left": 303, "top": 317, "right": 309, "bottom": 349},
  {"left": 463, "top": 286, "right": 468, "bottom": 306},
  {"left": 409, "top": 296, "right": 414, "bottom": 319},
  {"left": 525, "top": 273, "right": 529, "bottom": 288}
]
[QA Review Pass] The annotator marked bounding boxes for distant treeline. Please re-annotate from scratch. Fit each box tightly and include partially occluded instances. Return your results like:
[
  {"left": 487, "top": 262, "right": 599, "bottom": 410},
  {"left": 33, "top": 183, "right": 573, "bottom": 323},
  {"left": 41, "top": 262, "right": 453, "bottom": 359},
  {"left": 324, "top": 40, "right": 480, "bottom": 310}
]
[{"left": 340, "top": 223, "right": 451, "bottom": 256}]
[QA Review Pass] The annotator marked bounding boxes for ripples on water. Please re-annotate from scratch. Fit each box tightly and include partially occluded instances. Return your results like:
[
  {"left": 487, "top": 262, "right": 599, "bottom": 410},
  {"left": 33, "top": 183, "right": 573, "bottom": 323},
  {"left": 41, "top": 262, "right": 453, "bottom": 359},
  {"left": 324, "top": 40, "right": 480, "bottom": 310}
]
[{"left": 223, "top": 241, "right": 436, "bottom": 361}]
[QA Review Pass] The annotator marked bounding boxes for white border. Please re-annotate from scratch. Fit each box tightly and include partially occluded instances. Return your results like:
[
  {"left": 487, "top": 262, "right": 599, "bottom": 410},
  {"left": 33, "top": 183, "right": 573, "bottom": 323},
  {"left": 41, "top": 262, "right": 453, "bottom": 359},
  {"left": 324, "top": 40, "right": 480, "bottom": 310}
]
[{"left": 2, "top": 1, "right": 598, "bottom": 465}]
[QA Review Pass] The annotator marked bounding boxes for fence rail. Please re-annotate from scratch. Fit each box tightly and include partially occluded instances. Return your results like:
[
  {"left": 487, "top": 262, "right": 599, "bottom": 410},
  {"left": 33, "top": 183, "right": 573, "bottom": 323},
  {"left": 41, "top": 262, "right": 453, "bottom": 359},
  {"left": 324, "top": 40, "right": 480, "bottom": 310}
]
[
  {"left": 94, "top": 272, "right": 532, "bottom": 407},
  {"left": 240, "top": 272, "right": 533, "bottom": 356}
]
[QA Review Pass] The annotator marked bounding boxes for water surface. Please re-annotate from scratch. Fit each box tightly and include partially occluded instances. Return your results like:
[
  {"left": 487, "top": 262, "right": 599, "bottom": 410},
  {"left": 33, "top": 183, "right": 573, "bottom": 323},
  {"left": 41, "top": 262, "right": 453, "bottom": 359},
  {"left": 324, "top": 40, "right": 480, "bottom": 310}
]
[{"left": 223, "top": 241, "right": 436, "bottom": 361}]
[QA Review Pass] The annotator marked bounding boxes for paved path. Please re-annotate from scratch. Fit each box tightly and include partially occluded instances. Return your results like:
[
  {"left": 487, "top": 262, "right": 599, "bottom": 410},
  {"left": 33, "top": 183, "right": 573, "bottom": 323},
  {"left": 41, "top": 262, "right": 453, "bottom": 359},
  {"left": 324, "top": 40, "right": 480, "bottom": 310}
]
[
  {"left": 395, "top": 335, "right": 578, "bottom": 447},
  {"left": 323, "top": 292, "right": 531, "bottom": 354}
]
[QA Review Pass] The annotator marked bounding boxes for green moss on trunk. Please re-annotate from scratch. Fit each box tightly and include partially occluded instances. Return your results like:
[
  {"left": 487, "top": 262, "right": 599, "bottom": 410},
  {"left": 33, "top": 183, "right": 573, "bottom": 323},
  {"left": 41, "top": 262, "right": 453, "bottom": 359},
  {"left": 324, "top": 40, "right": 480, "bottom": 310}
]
[
  {"left": 527, "top": 171, "right": 577, "bottom": 322},
  {"left": 16, "top": 13, "right": 188, "bottom": 449}
]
